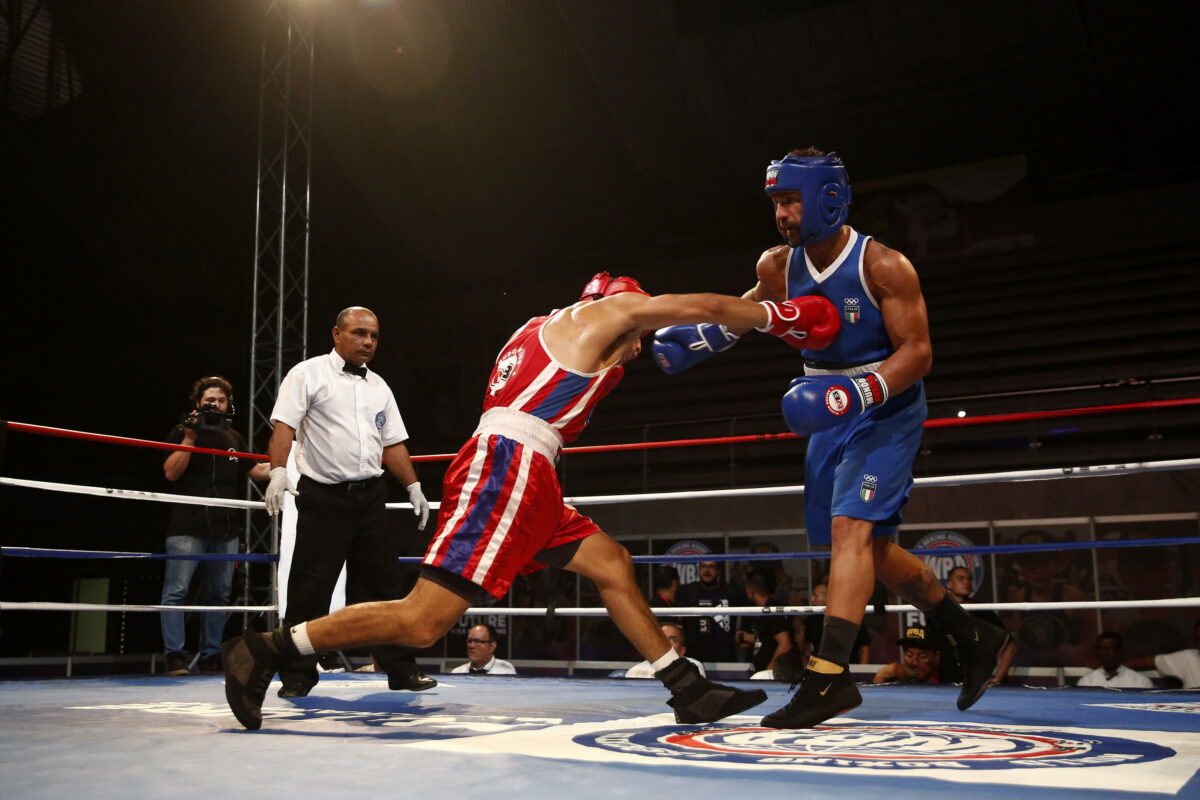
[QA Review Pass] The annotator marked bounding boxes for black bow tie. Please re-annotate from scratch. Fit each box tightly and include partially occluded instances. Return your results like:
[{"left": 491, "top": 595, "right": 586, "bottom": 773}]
[
  {"left": 469, "top": 666, "right": 488, "bottom": 674},
  {"left": 343, "top": 363, "right": 367, "bottom": 378}
]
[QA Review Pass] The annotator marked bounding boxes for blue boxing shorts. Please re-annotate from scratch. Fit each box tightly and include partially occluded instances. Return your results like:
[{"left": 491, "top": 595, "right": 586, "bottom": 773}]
[{"left": 802, "top": 381, "right": 926, "bottom": 545}]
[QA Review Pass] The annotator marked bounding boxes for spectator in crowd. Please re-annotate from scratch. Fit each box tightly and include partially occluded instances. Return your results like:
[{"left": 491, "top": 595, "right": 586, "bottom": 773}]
[
  {"left": 511, "top": 570, "right": 577, "bottom": 660},
  {"left": 1126, "top": 619, "right": 1200, "bottom": 689},
  {"left": 161, "top": 376, "right": 270, "bottom": 675},
  {"left": 798, "top": 581, "right": 871, "bottom": 665},
  {"left": 650, "top": 566, "right": 680, "bottom": 610},
  {"left": 737, "top": 570, "right": 795, "bottom": 675},
  {"left": 750, "top": 649, "right": 808, "bottom": 682},
  {"left": 626, "top": 623, "right": 705, "bottom": 678},
  {"left": 873, "top": 624, "right": 942, "bottom": 684},
  {"left": 676, "top": 560, "right": 740, "bottom": 663},
  {"left": 937, "top": 566, "right": 1016, "bottom": 686},
  {"left": 451, "top": 624, "right": 516, "bottom": 675},
  {"left": 1077, "top": 632, "right": 1153, "bottom": 688}
]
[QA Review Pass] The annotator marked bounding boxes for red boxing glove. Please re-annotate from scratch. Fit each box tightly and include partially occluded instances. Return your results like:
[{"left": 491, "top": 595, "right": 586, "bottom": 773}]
[{"left": 755, "top": 296, "right": 841, "bottom": 350}]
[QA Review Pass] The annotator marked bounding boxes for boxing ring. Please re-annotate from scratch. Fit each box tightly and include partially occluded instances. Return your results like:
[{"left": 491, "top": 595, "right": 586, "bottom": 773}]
[{"left": 3, "top": 408, "right": 1200, "bottom": 798}]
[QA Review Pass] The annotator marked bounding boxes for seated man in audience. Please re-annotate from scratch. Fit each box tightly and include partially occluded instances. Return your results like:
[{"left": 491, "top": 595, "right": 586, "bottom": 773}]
[
  {"left": 873, "top": 624, "right": 942, "bottom": 684},
  {"left": 650, "top": 566, "right": 680, "bottom": 608},
  {"left": 736, "top": 570, "right": 795, "bottom": 677},
  {"left": 626, "top": 623, "right": 705, "bottom": 678},
  {"left": 1126, "top": 618, "right": 1200, "bottom": 689},
  {"left": 1077, "top": 631, "right": 1152, "bottom": 688},
  {"left": 450, "top": 624, "right": 516, "bottom": 675},
  {"left": 750, "top": 649, "right": 808, "bottom": 682}
]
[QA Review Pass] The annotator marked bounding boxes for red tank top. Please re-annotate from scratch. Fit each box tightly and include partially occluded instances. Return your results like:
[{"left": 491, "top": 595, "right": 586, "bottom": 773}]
[{"left": 483, "top": 310, "right": 624, "bottom": 443}]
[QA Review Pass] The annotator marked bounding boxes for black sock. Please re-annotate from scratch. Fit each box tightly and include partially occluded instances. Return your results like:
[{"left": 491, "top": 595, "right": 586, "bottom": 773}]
[
  {"left": 925, "top": 594, "right": 973, "bottom": 640},
  {"left": 816, "top": 615, "right": 860, "bottom": 665}
]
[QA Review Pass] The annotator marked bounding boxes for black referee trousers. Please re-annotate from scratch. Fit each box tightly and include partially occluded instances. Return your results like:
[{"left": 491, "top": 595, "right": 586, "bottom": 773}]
[{"left": 279, "top": 475, "right": 418, "bottom": 689}]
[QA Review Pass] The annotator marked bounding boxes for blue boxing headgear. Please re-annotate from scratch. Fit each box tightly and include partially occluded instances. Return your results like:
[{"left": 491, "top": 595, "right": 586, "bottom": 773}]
[{"left": 764, "top": 153, "right": 852, "bottom": 246}]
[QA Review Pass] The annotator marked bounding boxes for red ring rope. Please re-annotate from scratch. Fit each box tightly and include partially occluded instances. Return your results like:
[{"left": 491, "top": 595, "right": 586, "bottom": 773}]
[{"left": 5, "top": 396, "right": 1197, "bottom": 463}]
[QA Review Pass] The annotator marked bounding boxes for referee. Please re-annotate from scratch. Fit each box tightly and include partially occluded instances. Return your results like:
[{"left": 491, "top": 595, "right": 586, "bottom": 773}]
[{"left": 263, "top": 306, "right": 434, "bottom": 697}]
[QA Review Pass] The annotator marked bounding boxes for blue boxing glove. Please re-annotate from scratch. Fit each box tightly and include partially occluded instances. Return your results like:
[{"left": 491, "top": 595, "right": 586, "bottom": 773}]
[
  {"left": 781, "top": 372, "right": 889, "bottom": 435},
  {"left": 652, "top": 324, "right": 741, "bottom": 374}
]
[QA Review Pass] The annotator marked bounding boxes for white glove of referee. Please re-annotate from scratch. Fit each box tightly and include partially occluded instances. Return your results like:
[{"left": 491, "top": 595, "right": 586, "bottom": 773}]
[
  {"left": 265, "top": 467, "right": 298, "bottom": 515},
  {"left": 406, "top": 481, "right": 430, "bottom": 530}
]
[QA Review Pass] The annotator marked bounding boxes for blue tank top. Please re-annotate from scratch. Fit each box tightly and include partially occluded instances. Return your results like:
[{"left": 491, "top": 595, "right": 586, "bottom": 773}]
[{"left": 785, "top": 228, "right": 892, "bottom": 366}]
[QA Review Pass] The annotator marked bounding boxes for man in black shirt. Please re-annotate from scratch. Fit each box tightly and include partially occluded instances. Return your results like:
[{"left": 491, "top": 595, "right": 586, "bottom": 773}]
[
  {"left": 161, "top": 377, "right": 269, "bottom": 674},
  {"left": 677, "top": 560, "right": 740, "bottom": 662},
  {"left": 737, "top": 570, "right": 795, "bottom": 675}
]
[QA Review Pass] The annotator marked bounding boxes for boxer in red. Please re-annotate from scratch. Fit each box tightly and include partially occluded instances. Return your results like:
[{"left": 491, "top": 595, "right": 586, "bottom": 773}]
[{"left": 223, "top": 272, "right": 839, "bottom": 730}]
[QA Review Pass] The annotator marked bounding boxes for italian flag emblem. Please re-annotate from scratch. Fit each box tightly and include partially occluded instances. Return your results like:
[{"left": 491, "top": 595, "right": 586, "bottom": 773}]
[{"left": 860, "top": 481, "right": 877, "bottom": 502}]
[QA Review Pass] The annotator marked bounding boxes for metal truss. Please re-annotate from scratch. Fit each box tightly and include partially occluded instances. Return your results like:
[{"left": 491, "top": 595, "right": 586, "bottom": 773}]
[
  {"left": 0, "top": 0, "right": 83, "bottom": 121},
  {"left": 242, "top": 0, "right": 315, "bottom": 629}
]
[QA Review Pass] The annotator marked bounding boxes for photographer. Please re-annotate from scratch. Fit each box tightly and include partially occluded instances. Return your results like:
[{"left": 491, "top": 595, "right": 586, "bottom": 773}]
[{"left": 161, "top": 376, "right": 269, "bottom": 675}]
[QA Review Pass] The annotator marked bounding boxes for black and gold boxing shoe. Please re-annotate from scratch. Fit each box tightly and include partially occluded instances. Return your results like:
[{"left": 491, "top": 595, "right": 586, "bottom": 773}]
[
  {"left": 760, "top": 656, "right": 861, "bottom": 729},
  {"left": 951, "top": 621, "right": 1011, "bottom": 711}
]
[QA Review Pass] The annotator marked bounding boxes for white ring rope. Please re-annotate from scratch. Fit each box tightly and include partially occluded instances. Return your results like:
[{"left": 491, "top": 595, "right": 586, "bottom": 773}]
[
  {"left": 6, "top": 598, "right": 1199, "bottom": 614},
  {"left": 0, "top": 477, "right": 265, "bottom": 510},
  {"left": 4, "top": 457, "right": 1198, "bottom": 512},
  {"left": 0, "top": 602, "right": 277, "bottom": 613}
]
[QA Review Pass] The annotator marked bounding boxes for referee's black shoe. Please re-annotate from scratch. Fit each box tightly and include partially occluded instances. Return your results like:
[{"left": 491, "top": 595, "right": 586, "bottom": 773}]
[
  {"left": 222, "top": 631, "right": 288, "bottom": 730},
  {"left": 760, "top": 656, "right": 861, "bottom": 729},
  {"left": 657, "top": 657, "right": 767, "bottom": 724},
  {"left": 388, "top": 669, "right": 438, "bottom": 692},
  {"left": 951, "top": 621, "right": 1010, "bottom": 711}
]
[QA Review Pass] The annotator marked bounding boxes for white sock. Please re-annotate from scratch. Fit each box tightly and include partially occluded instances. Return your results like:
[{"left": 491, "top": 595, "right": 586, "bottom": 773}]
[
  {"left": 651, "top": 648, "right": 681, "bottom": 672},
  {"left": 290, "top": 622, "right": 316, "bottom": 656}
]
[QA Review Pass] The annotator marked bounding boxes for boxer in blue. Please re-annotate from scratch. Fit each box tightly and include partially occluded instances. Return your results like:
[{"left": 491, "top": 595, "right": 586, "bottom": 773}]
[{"left": 653, "top": 148, "right": 1009, "bottom": 728}]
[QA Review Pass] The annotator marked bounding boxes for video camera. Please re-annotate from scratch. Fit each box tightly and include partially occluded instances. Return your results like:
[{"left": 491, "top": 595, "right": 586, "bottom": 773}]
[{"left": 181, "top": 402, "right": 233, "bottom": 432}]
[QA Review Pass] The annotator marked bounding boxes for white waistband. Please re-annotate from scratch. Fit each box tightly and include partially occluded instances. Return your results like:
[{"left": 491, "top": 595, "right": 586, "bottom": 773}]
[
  {"left": 473, "top": 406, "right": 564, "bottom": 460},
  {"left": 803, "top": 359, "right": 885, "bottom": 378}
]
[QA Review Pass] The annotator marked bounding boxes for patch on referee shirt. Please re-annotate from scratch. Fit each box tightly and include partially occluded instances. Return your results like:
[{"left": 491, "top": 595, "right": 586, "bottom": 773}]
[{"left": 375, "top": 411, "right": 386, "bottom": 429}]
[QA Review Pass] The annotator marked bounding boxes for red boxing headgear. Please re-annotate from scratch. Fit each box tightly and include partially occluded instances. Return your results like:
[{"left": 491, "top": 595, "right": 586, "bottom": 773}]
[{"left": 580, "top": 271, "right": 649, "bottom": 300}]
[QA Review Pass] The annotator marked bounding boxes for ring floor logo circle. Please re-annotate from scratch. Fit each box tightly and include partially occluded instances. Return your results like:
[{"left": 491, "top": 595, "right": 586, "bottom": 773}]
[{"left": 575, "top": 723, "right": 1174, "bottom": 770}]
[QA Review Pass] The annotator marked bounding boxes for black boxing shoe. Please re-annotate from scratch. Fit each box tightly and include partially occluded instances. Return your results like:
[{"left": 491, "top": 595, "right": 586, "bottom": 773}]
[
  {"left": 388, "top": 669, "right": 438, "bottom": 692},
  {"left": 222, "top": 631, "right": 288, "bottom": 730},
  {"left": 951, "top": 621, "right": 1010, "bottom": 711},
  {"left": 760, "top": 656, "right": 861, "bottom": 729},
  {"left": 657, "top": 657, "right": 767, "bottom": 724}
]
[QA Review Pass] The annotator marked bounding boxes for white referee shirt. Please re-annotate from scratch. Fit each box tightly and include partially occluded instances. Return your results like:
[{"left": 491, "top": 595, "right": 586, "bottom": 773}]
[
  {"left": 271, "top": 349, "right": 409, "bottom": 484},
  {"left": 450, "top": 657, "right": 517, "bottom": 675}
]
